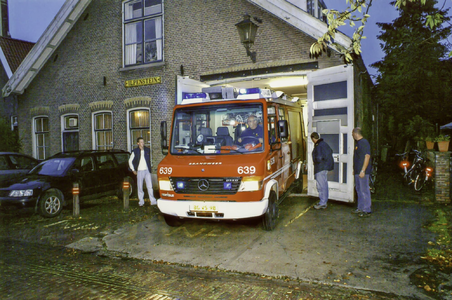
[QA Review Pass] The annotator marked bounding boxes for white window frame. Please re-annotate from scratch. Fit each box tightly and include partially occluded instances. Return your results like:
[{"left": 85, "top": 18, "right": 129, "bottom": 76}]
[
  {"left": 32, "top": 115, "right": 50, "bottom": 160},
  {"left": 127, "top": 107, "right": 151, "bottom": 152},
  {"left": 61, "top": 114, "right": 79, "bottom": 152},
  {"left": 92, "top": 111, "right": 114, "bottom": 150},
  {"left": 122, "top": 0, "right": 164, "bottom": 67}
]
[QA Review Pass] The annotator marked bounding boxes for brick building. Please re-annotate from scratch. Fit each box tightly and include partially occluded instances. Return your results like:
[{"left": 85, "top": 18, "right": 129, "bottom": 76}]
[{"left": 2, "top": 0, "right": 373, "bottom": 173}]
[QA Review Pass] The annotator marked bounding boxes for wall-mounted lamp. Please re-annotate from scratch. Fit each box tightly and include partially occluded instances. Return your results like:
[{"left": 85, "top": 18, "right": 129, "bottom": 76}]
[{"left": 235, "top": 14, "right": 259, "bottom": 63}]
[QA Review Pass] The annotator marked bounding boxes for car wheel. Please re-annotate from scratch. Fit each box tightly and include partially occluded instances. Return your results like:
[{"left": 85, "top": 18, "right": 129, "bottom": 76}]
[
  {"left": 262, "top": 191, "right": 278, "bottom": 231},
  {"left": 163, "top": 214, "right": 184, "bottom": 227},
  {"left": 39, "top": 190, "right": 63, "bottom": 218}
]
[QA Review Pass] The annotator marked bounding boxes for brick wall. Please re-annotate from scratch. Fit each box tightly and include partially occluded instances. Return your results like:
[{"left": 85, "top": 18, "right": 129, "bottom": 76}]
[
  {"left": 433, "top": 151, "right": 451, "bottom": 203},
  {"left": 15, "top": 0, "right": 346, "bottom": 168}
]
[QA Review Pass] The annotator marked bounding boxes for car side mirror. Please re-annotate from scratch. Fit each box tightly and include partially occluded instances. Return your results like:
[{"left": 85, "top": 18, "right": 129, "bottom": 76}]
[
  {"left": 161, "top": 121, "right": 168, "bottom": 155},
  {"left": 278, "top": 120, "right": 288, "bottom": 139},
  {"left": 71, "top": 169, "right": 80, "bottom": 175}
]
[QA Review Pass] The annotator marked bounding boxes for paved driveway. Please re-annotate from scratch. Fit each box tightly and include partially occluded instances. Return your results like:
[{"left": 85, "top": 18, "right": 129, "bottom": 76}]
[{"left": 68, "top": 195, "right": 438, "bottom": 298}]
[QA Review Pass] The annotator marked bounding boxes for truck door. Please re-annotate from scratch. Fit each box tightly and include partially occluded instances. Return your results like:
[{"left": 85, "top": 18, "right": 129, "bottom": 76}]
[{"left": 307, "top": 65, "right": 355, "bottom": 202}]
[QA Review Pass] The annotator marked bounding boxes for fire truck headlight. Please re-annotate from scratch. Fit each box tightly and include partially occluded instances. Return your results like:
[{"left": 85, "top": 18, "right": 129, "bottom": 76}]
[
  {"left": 238, "top": 180, "right": 262, "bottom": 192},
  {"left": 159, "top": 180, "right": 174, "bottom": 191}
]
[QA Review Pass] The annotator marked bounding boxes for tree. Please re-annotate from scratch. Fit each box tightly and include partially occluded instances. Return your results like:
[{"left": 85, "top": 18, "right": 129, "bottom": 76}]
[
  {"left": 371, "top": 0, "right": 452, "bottom": 146},
  {"left": 310, "top": 0, "right": 451, "bottom": 62},
  {"left": 0, "top": 118, "right": 21, "bottom": 152}
]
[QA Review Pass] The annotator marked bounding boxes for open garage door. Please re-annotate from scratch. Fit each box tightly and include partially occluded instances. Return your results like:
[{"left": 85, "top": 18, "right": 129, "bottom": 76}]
[{"left": 307, "top": 65, "right": 355, "bottom": 203}]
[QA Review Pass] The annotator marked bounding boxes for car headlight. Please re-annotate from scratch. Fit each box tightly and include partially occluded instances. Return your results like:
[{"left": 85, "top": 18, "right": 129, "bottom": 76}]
[
  {"left": 9, "top": 189, "right": 33, "bottom": 197},
  {"left": 159, "top": 180, "right": 174, "bottom": 191},
  {"left": 238, "top": 180, "right": 262, "bottom": 192}
]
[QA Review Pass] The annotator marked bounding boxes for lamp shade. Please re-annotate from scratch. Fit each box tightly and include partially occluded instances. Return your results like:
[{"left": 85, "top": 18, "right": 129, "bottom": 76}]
[{"left": 235, "top": 15, "right": 259, "bottom": 48}]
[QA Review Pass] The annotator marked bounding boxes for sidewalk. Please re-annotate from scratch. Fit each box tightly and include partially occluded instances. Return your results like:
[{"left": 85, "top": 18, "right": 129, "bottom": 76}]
[{"left": 67, "top": 194, "right": 445, "bottom": 299}]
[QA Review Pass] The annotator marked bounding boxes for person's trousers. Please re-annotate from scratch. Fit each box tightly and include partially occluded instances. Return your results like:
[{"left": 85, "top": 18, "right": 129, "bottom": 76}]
[
  {"left": 315, "top": 170, "right": 329, "bottom": 205},
  {"left": 355, "top": 174, "right": 371, "bottom": 213},
  {"left": 137, "top": 169, "right": 155, "bottom": 205}
]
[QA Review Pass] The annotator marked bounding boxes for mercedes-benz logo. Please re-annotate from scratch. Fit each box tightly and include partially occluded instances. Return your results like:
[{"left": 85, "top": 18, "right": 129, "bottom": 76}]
[{"left": 198, "top": 179, "right": 209, "bottom": 191}]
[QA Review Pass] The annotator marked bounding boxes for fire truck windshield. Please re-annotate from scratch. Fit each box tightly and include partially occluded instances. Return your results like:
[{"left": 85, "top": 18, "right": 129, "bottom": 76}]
[{"left": 170, "top": 103, "right": 265, "bottom": 155}]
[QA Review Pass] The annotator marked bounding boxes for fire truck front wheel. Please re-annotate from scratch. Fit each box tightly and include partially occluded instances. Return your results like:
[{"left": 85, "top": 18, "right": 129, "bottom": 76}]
[
  {"left": 163, "top": 214, "right": 184, "bottom": 227},
  {"left": 262, "top": 191, "right": 279, "bottom": 231}
]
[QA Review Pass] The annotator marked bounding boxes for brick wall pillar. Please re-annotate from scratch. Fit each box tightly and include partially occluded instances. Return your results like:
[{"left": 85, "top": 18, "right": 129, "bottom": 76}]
[{"left": 433, "top": 151, "right": 451, "bottom": 203}]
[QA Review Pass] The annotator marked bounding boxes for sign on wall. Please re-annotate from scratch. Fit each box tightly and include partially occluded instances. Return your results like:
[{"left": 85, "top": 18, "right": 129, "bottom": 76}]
[{"left": 125, "top": 76, "right": 162, "bottom": 88}]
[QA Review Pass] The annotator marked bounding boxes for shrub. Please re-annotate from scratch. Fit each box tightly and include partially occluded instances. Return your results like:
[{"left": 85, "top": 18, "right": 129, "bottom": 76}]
[{"left": 0, "top": 118, "right": 21, "bottom": 152}]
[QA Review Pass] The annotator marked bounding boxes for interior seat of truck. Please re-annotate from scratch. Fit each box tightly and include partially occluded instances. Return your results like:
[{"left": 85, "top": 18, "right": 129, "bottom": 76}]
[
  {"left": 216, "top": 127, "right": 233, "bottom": 146},
  {"left": 199, "top": 127, "right": 213, "bottom": 144}
]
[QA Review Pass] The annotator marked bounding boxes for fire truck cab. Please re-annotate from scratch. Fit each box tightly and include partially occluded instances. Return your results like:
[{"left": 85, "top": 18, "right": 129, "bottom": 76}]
[{"left": 158, "top": 87, "right": 305, "bottom": 230}]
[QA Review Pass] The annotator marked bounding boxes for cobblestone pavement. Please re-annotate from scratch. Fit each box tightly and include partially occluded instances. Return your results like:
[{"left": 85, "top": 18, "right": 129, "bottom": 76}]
[
  {"left": 1, "top": 163, "right": 451, "bottom": 299},
  {"left": 0, "top": 238, "right": 408, "bottom": 300}
]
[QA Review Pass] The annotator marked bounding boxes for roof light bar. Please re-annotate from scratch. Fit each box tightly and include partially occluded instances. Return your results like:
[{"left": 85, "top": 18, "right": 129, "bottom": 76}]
[{"left": 236, "top": 88, "right": 272, "bottom": 99}]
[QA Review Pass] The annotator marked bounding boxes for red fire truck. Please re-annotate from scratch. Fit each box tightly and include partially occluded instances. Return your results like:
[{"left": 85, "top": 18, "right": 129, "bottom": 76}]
[{"left": 157, "top": 87, "right": 305, "bottom": 230}]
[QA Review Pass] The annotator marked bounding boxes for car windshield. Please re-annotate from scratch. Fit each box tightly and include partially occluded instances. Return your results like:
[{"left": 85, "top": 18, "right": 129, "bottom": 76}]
[
  {"left": 170, "top": 103, "right": 265, "bottom": 155},
  {"left": 29, "top": 157, "right": 76, "bottom": 176}
]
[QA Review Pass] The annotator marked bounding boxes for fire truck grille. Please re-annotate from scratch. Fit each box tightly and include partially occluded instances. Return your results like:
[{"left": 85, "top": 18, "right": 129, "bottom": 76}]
[{"left": 169, "top": 177, "right": 241, "bottom": 194}]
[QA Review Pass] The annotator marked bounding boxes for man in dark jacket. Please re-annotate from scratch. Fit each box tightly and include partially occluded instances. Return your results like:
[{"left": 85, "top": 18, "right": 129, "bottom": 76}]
[
  {"left": 311, "top": 132, "right": 334, "bottom": 209},
  {"left": 128, "top": 137, "right": 155, "bottom": 207}
]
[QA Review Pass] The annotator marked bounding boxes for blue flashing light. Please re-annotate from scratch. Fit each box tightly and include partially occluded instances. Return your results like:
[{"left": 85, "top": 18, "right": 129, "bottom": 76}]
[
  {"left": 183, "top": 92, "right": 208, "bottom": 99},
  {"left": 176, "top": 182, "right": 185, "bottom": 189},
  {"left": 224, "top": 182, "right": 232, "bottom": 190},
  {"left": 239, "top": 88, "right": 261, "bottom": 95}
]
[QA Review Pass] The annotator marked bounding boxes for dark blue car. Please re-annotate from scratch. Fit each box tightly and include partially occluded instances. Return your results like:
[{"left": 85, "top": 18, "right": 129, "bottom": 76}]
[
  {"left": 0, "top": 152, "right": 39, "bottom": 188},
  {"left": 0, "top": 150, "right": 135, "bottom": 217}
]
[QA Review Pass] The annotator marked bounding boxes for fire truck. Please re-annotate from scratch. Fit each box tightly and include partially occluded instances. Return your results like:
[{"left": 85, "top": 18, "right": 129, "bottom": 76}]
[{"left": 157, "top": 87, "right": 305, "bottom": 230}]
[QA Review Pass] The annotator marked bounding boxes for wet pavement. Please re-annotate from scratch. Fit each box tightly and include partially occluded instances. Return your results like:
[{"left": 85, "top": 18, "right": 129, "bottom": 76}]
[{"left": 1, "top": 166, "right": 451, "bottom": 299}]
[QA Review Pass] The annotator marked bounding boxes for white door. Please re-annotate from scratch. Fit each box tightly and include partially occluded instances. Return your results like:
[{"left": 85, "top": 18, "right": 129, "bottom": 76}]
[
  {"left": 307, "top": 65, "right": 355, "bottom": 203},
  {"left": 176, "top": 75, "right": 209, "bottom": 104}
]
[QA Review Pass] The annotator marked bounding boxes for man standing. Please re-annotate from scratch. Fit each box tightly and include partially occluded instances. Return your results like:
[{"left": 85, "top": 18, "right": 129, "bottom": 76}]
[
  {"left": 311, "top": 132, "right": 334, "bottom": 209},
  {"left": 352, "top": 127, "right": 372, "bottom": 217},
  {"left": 128, "top": 137, "right": 156, "bottom": 207}
]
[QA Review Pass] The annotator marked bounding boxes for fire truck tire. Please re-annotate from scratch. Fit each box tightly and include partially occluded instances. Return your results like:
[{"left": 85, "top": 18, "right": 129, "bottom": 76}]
[
  {"left": 163, "top": 214, "right": 184, "bottom": 227},
  {"left": 262, "top": 191, "right": 278, "bottom": 231}
]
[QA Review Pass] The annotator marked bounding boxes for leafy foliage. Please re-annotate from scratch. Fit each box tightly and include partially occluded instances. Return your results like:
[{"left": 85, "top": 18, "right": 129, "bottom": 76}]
[
  {"left": 371, "top": 0, "right": 452, "bottom": 145},
  {"left": 0, "top": 118, "right": 21, "bottom": 152},
  {"left": 311, "top": 0, "right": 371, "bottom": 62},
  {"left": 311, "top": 0, "right": 452, "bottom": 61}
]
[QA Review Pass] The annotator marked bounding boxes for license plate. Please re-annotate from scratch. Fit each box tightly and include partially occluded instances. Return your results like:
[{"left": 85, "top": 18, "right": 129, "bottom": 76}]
[{"left": 190, "top": 204, "right": 218, "bottom": 212}]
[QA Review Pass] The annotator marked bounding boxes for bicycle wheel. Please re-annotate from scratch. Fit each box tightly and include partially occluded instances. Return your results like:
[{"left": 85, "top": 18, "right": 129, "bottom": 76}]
[{"left": 414, "top": 172, "right": 426, "bottom": 192}]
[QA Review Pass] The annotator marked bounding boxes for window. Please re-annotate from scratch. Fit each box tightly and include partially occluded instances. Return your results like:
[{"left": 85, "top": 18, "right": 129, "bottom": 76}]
[
  {"left": 129, "top": 109, "right": 150, "bottom": 150},
  {"left": 95, "top": 154, "right": 116, "bottom": 170},
  {"left": 9, "top": 155, "right": 38, "bottom": 169},
  {"left": 94, "top": 112, "right": 113, "bottom": 150},
  {"left": 307, "top": 0, "right": 327, "bottom": 22},
  {"left": 62, "top": 114, "right": 79, "bottom": 152},
  {"left": 34, "top": 117, "right": 49, "bottom": 160},
  {"left": 123, "top": 0, "right": 163, "bottom": 67},
  {"left": 278, "top": 108, "right": 289, "bottom": 143}
]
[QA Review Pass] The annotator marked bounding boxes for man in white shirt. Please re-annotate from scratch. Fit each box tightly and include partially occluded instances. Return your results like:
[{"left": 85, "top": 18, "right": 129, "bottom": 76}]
[{"left": 128, "top": 137, "right": 156, "bottom": 206}]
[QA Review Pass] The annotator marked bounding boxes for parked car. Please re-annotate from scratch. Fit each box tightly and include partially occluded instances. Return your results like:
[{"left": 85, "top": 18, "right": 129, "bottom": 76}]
[
  {"left": 0, "top": 150, "right": 135, "bottom": 217},
  {"left": 0, "top": 152, "right": 39, "bottom": 188}
]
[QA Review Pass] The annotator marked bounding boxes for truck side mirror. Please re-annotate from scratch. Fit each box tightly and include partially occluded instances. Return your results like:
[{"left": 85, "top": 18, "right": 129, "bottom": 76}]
[
  {"left": 160, "top": 121, "right": 168, "bottom": 155},
  {"left": 278, "top": 120, "right": 288, "bottom": 139}
]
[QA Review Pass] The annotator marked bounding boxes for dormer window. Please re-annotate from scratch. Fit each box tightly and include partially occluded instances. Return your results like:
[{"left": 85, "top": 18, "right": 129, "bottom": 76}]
[
  {"left": 307, "top": 0, "right": 327, "bottom": 22},
  {"left": 123, "top": 0, "right": 163, "bottom": 67}
]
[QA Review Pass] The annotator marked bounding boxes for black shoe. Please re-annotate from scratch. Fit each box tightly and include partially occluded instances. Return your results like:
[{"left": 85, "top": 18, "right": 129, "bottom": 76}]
[
  {"left": 351, "top": 209, "right": 362, "bottom": 214},
  {"left": 358, "top": 212, "right": 371, "bottom": 218}
]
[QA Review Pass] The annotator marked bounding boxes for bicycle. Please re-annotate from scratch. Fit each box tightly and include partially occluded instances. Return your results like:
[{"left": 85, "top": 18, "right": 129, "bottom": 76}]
[
  {"left": 369, "top": 157, "right": 378, "bottom": 194},
  {"left": 395, "top": 150, "right": 433, "bottom": 191}
]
